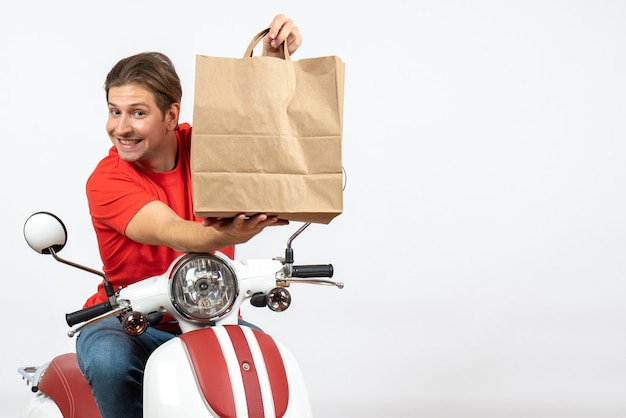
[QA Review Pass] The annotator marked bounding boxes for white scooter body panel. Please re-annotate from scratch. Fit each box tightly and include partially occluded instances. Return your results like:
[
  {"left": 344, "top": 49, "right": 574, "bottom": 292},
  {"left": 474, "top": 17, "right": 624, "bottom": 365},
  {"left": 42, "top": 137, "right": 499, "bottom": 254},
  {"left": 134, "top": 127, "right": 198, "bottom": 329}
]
[
  {"left": 21, "top": 393, "right": 63, "bottom": 418},
  {"left": 143, "top": 326, "right": 312, "bottom": 418},
  {"left": 143, "top": 338, "right": 213, "bottom": 417}
]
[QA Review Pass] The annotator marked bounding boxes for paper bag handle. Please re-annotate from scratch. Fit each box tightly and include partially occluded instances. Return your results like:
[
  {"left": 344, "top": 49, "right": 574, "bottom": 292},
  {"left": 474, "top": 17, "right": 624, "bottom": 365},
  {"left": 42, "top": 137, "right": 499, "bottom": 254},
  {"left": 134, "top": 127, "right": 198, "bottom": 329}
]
[{"left": 243, "top": 28, "right": 291, "bottom": 60}]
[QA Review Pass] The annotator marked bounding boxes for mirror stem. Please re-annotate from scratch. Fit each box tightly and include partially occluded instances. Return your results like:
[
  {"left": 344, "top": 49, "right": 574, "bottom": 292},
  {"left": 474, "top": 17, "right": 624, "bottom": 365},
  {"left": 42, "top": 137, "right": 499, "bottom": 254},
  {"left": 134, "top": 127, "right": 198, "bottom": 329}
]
[{"left": 49, "top": 248, "right": 107, "bottom": 280}]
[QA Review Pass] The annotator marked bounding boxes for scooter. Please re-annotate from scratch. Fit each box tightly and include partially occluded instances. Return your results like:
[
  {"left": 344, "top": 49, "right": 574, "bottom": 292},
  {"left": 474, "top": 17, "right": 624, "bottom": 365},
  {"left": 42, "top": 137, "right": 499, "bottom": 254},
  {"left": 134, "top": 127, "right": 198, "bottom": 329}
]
[{"left": 18, "top": 211, "right": 343, "bottom": 418}]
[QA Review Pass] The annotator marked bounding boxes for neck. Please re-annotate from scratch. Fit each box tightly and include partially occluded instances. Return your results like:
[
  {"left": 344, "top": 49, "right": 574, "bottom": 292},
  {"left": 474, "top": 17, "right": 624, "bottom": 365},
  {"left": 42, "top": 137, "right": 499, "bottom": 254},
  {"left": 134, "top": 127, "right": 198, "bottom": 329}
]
[{"left": 136, "top": 134, "right": 178, "bottom": 173}]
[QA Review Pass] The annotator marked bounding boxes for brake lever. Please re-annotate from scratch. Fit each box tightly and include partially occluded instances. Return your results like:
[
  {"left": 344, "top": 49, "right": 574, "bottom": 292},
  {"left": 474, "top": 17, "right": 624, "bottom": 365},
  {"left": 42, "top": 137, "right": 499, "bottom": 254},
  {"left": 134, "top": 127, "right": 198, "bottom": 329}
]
[{"left": 67, "top": 303, "right": 130, "bottom": 338}]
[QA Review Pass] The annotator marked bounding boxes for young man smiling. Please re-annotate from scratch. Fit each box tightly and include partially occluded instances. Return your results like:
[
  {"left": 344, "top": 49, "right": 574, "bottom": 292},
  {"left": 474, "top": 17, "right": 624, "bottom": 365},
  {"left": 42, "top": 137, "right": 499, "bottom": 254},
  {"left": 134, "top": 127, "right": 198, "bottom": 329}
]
[{"left": 76, "top": 14, "right": 302, "bottom": 418}]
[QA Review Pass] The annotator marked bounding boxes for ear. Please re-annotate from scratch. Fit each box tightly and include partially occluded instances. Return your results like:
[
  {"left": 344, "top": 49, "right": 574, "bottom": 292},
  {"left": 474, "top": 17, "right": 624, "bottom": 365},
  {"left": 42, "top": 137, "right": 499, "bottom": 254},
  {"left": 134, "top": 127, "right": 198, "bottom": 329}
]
[{"left": 166, "top": 103, "right": 181, "bottom": 130}]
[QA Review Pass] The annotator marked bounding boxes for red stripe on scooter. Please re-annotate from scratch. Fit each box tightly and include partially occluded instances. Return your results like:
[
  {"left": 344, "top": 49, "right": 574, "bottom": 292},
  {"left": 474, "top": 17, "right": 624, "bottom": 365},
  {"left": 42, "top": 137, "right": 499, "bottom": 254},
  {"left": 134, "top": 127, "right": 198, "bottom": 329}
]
[
  {"left": 226, "top": 326, "right": 265, "bottom": 417},
  {"left": 253, "top": 330, "right": 290, "bottom": 417},
  {"left": 179, "top": 330, "right": 236, "bottom": 418}
]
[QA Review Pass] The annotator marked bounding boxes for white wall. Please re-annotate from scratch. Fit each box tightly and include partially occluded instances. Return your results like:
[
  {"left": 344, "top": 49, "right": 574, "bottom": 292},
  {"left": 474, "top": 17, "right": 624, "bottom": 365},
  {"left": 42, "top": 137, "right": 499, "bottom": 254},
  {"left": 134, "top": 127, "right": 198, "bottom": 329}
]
[{"left": 2, "top": 1, "right": 626, "bottom": 417}]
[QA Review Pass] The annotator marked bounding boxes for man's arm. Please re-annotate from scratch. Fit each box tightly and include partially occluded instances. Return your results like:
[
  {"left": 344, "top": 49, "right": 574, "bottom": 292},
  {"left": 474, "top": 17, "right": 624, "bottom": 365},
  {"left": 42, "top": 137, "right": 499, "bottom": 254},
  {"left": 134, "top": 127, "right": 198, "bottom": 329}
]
[{"left": 125, "top": 200, "right": 287, "bottom": 253}]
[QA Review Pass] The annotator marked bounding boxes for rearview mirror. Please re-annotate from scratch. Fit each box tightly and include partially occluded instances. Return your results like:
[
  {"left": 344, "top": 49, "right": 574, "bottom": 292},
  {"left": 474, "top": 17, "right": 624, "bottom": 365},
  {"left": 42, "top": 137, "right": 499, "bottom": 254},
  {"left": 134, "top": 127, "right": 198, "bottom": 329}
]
[{"left": 23, "top": 212, "right": 67, "bottom": 254}]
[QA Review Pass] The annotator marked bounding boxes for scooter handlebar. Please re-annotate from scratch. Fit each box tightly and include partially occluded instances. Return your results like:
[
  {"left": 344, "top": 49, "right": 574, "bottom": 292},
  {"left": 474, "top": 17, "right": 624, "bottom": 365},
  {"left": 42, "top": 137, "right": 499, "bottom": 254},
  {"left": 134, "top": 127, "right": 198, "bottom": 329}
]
[
  {"left": 66, "top": 301, "right": 112, "bottom": 327},
  {"left": 292, "top": 264, "right": 334, "bottom": 278}
]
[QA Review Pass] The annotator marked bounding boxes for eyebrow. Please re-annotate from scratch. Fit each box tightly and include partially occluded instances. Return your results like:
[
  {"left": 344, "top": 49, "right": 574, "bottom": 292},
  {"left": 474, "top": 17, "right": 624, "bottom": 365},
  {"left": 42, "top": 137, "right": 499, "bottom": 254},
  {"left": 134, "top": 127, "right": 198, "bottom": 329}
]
[{"left": 107, "top": 101, "right": 150, "bottom": 108}]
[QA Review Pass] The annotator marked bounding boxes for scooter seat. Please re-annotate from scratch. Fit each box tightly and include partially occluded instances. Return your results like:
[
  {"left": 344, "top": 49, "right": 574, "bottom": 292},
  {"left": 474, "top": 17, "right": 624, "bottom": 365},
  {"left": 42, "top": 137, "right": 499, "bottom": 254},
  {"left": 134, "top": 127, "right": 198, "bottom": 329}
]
[{"left": 39, "top": 353, "right": 101, "bottom": 418}]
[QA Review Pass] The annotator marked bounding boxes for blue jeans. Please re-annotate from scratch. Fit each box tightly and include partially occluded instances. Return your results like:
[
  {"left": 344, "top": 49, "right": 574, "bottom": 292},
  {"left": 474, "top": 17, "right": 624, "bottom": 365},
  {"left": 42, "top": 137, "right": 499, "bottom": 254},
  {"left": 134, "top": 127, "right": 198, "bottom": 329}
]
[
  {"left": 76, "top": 316, "right": 176, "bottom": 418},
  {"left": 76, "top": 316, "right": 261, "bottom": 418}
]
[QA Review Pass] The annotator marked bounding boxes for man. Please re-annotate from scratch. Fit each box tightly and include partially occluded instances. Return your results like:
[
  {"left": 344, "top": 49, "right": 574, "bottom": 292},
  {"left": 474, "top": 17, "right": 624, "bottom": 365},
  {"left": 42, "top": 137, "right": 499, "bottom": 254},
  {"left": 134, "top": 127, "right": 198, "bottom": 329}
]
[{"left": 76, "top": 14, "right": 302, "bottom": 418}]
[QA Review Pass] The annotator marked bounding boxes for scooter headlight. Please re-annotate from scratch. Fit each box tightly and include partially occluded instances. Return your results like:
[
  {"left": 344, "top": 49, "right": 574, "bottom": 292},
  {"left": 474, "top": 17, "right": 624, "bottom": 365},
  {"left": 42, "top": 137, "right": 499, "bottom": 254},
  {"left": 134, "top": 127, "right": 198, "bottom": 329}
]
[{"left": 169, "top": 253, "right": 238, "bottom": 322}]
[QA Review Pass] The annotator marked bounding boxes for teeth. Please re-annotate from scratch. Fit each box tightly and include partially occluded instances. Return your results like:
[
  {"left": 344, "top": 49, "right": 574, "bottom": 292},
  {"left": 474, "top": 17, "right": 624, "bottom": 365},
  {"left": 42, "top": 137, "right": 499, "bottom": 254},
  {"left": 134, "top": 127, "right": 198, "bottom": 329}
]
[{"left": 120, "top": 139, "right": 140, "bottom": 145}]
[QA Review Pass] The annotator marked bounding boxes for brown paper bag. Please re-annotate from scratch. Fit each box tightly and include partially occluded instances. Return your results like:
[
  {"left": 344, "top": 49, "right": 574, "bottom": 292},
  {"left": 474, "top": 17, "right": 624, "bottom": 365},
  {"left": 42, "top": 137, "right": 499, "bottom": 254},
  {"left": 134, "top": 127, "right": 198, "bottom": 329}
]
[{"left": 190, "top": 28, "right": 345, "bottom": 224}]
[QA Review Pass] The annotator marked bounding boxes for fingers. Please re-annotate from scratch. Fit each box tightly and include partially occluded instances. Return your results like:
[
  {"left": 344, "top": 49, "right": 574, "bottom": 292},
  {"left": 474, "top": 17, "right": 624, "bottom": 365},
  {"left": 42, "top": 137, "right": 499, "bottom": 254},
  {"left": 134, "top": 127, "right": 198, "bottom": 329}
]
[
  {"left": 265, "top": 14, "right": 302, "bottom": 56},
  {"left": 233, "top": 213, "right": 289, "bottom": 229},
  {"left": 246, "top": 214, "right": 273, "bottom": 228},
  {"left": 232, "top": 213, "right": 250, "bottom": 227},
  {"left": 203, "top": 214, "right": 288, "bottom": 248},
  {"left": 205, "top": 214, "right": 288, "bottom": 231}
]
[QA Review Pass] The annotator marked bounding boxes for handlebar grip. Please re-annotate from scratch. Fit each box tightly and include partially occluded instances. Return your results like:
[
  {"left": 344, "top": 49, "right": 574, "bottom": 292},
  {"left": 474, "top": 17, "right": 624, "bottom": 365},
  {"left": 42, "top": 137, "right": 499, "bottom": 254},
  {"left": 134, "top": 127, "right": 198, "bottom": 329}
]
[
  {"left": 292, "top": 264, "right": 334, "bottom": 278},
  {"left": 66, "top": 301, "right": 112, "bottom": 327}
]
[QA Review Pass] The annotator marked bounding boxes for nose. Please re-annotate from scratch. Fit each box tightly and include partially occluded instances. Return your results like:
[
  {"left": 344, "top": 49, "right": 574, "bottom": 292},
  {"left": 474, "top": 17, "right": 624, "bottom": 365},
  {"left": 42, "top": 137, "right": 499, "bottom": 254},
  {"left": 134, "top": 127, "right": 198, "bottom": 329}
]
[{"left": 112, "top": 113, "right": 133, "bottom": 135}]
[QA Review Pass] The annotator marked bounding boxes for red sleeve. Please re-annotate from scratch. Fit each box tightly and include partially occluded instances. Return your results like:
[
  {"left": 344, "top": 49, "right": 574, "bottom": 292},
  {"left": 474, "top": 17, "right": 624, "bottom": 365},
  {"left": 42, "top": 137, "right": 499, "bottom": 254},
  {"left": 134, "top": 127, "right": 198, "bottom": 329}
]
[{"left": 87, "top": 155, "right": 159, "bottom": 235}]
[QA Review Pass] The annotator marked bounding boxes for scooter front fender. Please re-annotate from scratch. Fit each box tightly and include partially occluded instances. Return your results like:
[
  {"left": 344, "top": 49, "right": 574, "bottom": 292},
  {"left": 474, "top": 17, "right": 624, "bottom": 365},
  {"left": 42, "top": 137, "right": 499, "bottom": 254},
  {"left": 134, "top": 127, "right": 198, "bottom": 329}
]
[{"left": 143, "top": 325, "right": 312, "bottom": 418}]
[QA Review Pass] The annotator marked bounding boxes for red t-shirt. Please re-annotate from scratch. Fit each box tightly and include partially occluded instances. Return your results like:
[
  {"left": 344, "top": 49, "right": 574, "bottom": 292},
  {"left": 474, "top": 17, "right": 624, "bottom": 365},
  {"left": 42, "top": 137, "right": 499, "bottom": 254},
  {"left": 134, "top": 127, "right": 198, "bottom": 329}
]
[{"left": 84, "top": 123, "right": 234, "bottom": 307}]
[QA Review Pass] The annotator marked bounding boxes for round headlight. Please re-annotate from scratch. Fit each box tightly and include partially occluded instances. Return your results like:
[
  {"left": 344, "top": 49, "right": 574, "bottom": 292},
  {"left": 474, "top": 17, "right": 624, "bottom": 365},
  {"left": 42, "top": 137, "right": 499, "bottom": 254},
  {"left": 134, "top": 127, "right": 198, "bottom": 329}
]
[{"left": 169, "top": 253, "right": 238, "bottom": 322}]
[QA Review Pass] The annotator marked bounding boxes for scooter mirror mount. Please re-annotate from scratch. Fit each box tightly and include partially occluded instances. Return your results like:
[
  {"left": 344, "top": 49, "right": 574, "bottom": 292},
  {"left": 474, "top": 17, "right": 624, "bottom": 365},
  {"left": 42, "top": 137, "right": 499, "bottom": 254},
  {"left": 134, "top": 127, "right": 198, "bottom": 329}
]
[
  {"left": 23, "top": 212, "right": 108, "bottom": 282},
  {"left": 23, "top": 211, "right": 67, "bottom": 255}
]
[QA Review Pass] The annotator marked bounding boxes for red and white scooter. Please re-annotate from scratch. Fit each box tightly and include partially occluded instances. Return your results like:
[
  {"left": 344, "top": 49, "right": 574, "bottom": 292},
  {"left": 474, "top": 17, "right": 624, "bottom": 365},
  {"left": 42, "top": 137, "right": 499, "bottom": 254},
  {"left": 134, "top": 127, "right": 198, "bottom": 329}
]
[{"left": 18, "top": 212, "right": 342, "bottom": 418}]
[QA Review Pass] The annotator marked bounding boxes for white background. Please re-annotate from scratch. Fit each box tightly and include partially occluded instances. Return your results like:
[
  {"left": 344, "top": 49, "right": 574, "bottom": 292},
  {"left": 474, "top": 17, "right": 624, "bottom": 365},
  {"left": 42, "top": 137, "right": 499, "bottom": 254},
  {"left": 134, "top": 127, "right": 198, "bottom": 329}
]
[{"left": 2, "top": 1, "right": 626, "bottom": 417}]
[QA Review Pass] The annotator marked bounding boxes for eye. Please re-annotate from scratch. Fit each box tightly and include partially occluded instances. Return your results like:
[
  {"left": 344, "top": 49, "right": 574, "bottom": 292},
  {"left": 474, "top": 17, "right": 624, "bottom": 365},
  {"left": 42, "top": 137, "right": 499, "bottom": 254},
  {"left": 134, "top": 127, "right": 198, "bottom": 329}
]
[
  {"left": 109, "top": 109, "right": 121, "bottom": 116},
  {"left": 133, "top": 110, "right": 146, "bottom": 117}
]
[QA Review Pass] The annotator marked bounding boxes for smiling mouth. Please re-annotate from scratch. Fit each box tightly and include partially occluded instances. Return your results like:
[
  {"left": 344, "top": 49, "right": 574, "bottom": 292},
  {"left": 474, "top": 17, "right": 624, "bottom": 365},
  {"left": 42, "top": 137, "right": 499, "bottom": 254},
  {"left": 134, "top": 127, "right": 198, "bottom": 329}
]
[{"left": 119, "top": 138, "right": 142, "bottom": 145}]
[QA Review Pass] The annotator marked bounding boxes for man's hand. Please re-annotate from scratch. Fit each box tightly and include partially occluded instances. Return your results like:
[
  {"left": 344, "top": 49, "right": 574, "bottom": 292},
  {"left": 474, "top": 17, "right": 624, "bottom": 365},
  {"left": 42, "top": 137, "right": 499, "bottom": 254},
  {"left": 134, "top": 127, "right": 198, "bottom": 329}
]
[
  {"left": 203, "top": 213, "right": 289, "bottom": 246},
  {"left": 263, "top": 14, "right": 302, "bottom": 58}
]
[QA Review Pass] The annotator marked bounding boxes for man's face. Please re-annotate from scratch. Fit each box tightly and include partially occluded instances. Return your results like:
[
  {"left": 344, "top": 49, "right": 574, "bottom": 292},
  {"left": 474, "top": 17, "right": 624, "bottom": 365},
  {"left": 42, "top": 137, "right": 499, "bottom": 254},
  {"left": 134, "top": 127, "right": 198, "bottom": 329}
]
[{"left": 106, "top": 84, "right": 178, "bottom": 171}]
